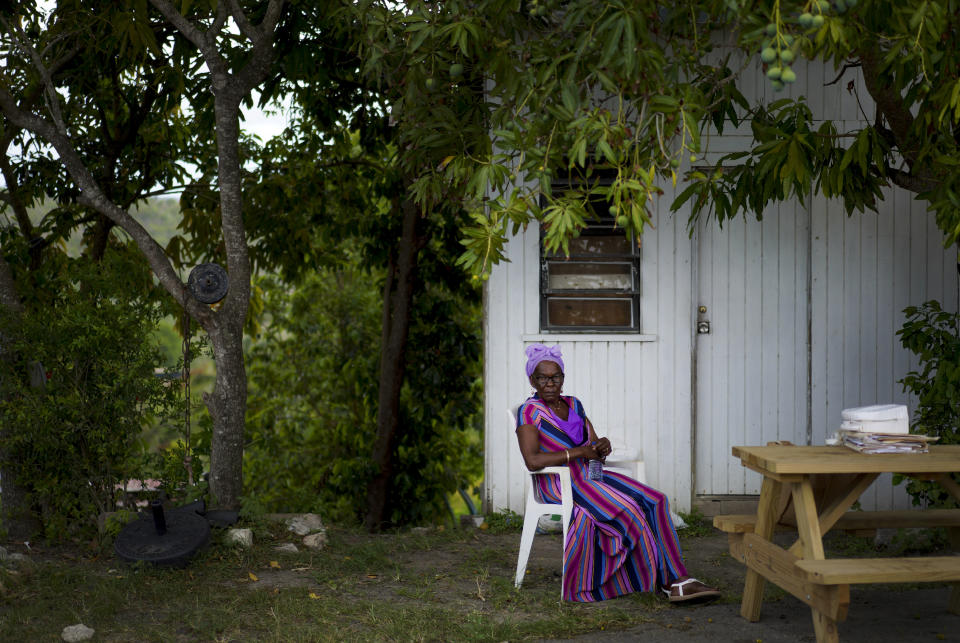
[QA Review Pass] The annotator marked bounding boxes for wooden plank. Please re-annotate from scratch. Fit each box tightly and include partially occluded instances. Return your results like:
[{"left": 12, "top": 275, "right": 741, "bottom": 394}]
[
  {"left": 730, "top": 532, "right": 850, "bottom": 622},
  {"left": 949, "top": 527, "right": 960, "bottom": 616},
  {"left": 791, "top": 480, "right": 826, "bottom": 561},
  {"left": 737, "top": 215, "right": 756, "bottom": 494},
  {"left": 812, "top": 610, "right": 840, "bottom": 643},
  {"left": 809, "top": 194, "right": 829, "bottom": 445},
  {"left": 732, "top": 445, "right": 960, "bottom": 475},
  {"left": 824, "top": 196, "right": 845, "bottom": 459},
  {"left": 714, "top": 508, "right": 960, "bottom": 533},
  {"left": 760, "top": 210, "right": 778, "bottom": 449},
  {"left": 744, "top": 216, "right": 764, "bottom": 494},
  {"left": 797, "top": 556, "right": 960, "bottom": 585},
  {"left": 713, "top": 514, "right": 763, "bottom": 533},
  {"left": 787, "top": 473, "right": 879, "bottom": 557},
  {"left": 741, "top": 476, "right": 783, "bottom": 622},
  {"left": 670, "top": 214, "right": 695, "bottom": 507}
]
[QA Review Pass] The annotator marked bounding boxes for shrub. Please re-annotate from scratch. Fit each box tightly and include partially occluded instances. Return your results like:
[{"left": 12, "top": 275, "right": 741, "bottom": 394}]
[
  {"left": 243, "top": 262, "right": 482, "bottom": 527},
  {"left": 0, "top": 253, "right": 179, "bottom": 540},
  {"left": 896, "top": 300, "right": 960, "bottom": 507}
]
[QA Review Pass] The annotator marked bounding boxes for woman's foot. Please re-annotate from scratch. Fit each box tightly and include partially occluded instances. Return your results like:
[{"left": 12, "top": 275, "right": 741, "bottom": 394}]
[{"left": 661, "top": 577, "right": 721, "bottom": 604}]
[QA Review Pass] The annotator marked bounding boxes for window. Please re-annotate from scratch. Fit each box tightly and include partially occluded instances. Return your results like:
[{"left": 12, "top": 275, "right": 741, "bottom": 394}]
[{"left": 540, "top": 185, "right": 641, "bottom": 332}]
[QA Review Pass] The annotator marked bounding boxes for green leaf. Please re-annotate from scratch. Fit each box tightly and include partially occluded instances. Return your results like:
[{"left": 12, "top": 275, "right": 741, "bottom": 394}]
[{"left": 560, "top": 83, "right": 578, "bottom": 114}]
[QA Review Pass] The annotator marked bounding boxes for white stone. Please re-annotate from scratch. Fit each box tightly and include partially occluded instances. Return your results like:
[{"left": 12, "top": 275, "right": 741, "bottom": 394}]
[
  {"left": 8, "top": 553, "right": 28, "bottom": 565},
  {"left": 0, "top": 546, "right": 8, "bottom": 561},
  {"left": 671, "top": 512, "right": 687, "bottom": 530},
  {"left": 224, "top": 528, "right": 253, "bottom": 548},
  {"left": 536, "top": 515, "right": 562, "bottom": 533},
  {"left": 286, "top": 513, "right": 324, "bottom": 536},
  {"left": 302, "top": 531, "right": 327, "bottom": 550},
  {"left": 274, "top": 543, "right": 299, "bottom": 554},
  {"left": 61, "top": 624, "right": 95, "bottom": 642}
]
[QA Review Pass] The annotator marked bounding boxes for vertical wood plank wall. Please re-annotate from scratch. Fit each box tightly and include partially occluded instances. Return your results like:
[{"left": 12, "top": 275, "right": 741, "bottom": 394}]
[
  {"left": 483, "top": 52, "right": 959, "bottom": 515},
  {"left": 483, "top": 193, "right": 694, "bottom": 513}
]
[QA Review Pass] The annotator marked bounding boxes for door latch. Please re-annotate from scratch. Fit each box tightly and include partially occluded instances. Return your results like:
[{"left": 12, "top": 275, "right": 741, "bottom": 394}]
[{"left": 697, "top": 305, "right": 711, "bottom": 334}]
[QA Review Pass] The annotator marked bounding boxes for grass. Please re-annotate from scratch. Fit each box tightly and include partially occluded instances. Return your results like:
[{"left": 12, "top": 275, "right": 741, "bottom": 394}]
[
  {"left": 0, "top": 519, "right": 669, "bottom": 642},
  {"left": 7, "top": 509, "right": 950, "bottom": 641},
  {"left": 676, "top": 508, "right": 713, "bottom": 538}
]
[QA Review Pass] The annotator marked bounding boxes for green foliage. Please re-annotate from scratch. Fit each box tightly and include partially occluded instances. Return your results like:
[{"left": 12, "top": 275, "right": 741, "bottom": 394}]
[
  {"left": 101, "top": 509, "right": 138, "bottom": 540},
  {"left": 345, "top": 0, "right": 960, "bottom": 272},
  {"left": 243, "top": 257, "right": 483, "bottom": 527},
  {"left": 482, "top": 508, "right": 523, "bottom": 534},
  {"left": 242, "top": 267, "right": 380, "bottom": 520},
  {"left": 896, "top": 300, "right": 960, "bottom": 507},
  {"left": 0, "top": 250, "right": 180, "bottom": 540},
  {"left": 676, "top": 507, "right": 714, "bottom": 538},
  {"left": 685, "top": 0, "right": 960, "bottom": 244}
]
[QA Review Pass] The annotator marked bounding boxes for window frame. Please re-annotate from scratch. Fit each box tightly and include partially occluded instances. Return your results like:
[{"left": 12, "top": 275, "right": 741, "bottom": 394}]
[{"left": 538, "top": 181, "right": 642, "bottom": 333}]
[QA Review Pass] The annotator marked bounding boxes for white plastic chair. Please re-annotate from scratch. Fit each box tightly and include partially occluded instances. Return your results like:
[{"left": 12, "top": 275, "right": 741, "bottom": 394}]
[
  {"left": 604, "top": 444, "right": 646, "bottom": 483},
  {"left": 511, "top": 407, "right": 574, "bottom": 598},
  {"left": 515, "top": 465, "right": 573, "bottom": 597},
  {"left": 510, "top": 405, "right": 653, "bottom": 596}
]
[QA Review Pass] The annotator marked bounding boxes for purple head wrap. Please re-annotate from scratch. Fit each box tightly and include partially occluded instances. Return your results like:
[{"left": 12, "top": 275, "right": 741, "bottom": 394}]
[{"left": 525, "top": 343, "right": 564, "bottom": 377}]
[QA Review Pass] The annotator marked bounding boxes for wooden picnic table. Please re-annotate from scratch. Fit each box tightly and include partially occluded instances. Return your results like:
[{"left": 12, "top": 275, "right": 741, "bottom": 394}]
[{"left": 713, "top": 444, "right": 960, "bottom": 643}]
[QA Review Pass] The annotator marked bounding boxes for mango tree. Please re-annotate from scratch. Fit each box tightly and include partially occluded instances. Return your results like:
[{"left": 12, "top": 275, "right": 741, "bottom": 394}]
[
  {"left": 0, "top": 0, "right": 286, "bottom": 511},
  {"left": 427, "top": 0, "right": 960, "bottom": 271}
]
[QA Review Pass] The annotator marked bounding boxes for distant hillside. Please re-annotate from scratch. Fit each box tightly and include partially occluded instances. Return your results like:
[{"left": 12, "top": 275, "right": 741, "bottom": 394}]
[{"left": 20, "top": 196, "right": 185, "bottom": 256}]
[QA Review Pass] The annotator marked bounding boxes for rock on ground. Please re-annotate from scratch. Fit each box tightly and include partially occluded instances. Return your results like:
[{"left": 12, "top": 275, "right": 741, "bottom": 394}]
[
  {"left": 224, "top": 528, "right": 253, "bottom": 548},
  {"left": 286, "top": 513, "right": 324, "bottom": 536},
  {"left": 302, "top": 532, "right": 327, "bottom": 550},
  {"left": 61, "top": 624, "right": 95, "bottom": 642}
]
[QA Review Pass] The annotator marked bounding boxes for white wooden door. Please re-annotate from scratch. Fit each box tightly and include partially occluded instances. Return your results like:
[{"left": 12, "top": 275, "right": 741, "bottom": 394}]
[{"left": 693, "top": 203, "right": 810, "bottom": 496}]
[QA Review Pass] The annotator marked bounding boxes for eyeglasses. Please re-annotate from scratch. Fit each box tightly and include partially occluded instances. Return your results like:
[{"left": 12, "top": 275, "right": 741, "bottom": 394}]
[{"left": 532, "top": 373, "right": 564, "bottom": 386}]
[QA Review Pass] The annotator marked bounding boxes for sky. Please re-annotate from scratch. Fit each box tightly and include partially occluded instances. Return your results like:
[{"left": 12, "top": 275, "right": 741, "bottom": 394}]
[{"left": 241, "top": 94, "right": 291, "bottom": 141}]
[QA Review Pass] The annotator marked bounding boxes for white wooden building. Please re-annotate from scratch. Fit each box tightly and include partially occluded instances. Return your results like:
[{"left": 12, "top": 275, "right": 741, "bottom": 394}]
[{"left": 482, "top": 55, "right": 960, "bottom": 517}]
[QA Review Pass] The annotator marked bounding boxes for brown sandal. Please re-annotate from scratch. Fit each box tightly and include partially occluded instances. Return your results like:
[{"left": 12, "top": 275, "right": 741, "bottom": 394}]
[{"left": 661, "top": 578, "right": 721, "bottom": 604}]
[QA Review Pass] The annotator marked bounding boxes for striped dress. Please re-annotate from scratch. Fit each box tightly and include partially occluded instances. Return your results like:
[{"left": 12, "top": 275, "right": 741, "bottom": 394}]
[{"left": 518, "top": 394, "right": 688, "bottom": 602}]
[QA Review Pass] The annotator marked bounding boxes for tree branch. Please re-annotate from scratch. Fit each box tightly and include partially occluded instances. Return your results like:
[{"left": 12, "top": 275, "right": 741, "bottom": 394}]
[
  {"left": 1, "top": 17, "right": 69, "bottom": 137},
  {"left": 886, "top": 165, "right": 940, "bottom": 194},
  {"left": 225, "top": 0, "right": 260, "bottom": 41},
  {"left": 234, "top": 0, "right": 286, "bottom": 95},
  {"left": 858, "top": 48, "right": 917, "bottom": 166},
  {"left": 148, "top": 0, "right": 208, "bottom": 52},
  {"left": 0, "top": 86, "right": 210, "bottom": 322}
]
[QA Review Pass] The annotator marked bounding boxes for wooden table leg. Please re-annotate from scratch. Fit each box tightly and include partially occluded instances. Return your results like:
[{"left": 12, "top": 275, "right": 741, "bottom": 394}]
[
  {"left": 948, "top": 526, "right": 960, "bottom": 616},
  {"left": 741, "top": 476, "right": 782, "bottom": 622},
  {"left": 792, "top": 478, "right": 842, "bottom": 643},
  {"left": 812, "top": 611, "right": 841, "bottom": 642},
  {"left": 786, "top": 473, "right": 877, "bottom": 557},
  {"left": 925, "top": 473, "right": 960, "bottom": 616}
]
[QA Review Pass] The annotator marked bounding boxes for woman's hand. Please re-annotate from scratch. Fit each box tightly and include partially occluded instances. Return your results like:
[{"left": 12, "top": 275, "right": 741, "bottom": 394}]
[
  {"left": 594, "top": 437, "right": 612, "bottom": 459},
  {"left": 577, "top": 442, "right": 604, "bottom": 461}
]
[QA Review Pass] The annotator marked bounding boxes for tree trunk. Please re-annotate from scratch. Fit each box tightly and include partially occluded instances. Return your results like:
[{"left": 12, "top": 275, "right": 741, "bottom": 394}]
[
  {"left": 0, "top": 0, "right": 283, "bottom": 514},
  {"left": 364, "top": 197, "right": 422, "bottom": 531},
  {"left": 204, "top": 319, "right": 248, "bottom": 509},
  {"left": 0, "top": 257, "right": 41, "bottom": 540}
]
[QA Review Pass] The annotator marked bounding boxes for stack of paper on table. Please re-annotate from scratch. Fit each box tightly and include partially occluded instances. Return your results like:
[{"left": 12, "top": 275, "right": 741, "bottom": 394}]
[
  {"left": 837, "top": 404, "right": 936, "bottom": 453},
  {"left": 839, "top": 430, "right": 937, "bottom": 454}
]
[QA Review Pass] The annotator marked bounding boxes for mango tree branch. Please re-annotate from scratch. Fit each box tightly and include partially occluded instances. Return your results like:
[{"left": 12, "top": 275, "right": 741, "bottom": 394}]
[
  {"left": 0, "top": 86, "right": 212, "bottom": 324},
  {"left": 1, "top": 17, "right": 68, "bottom": 136},
  {"left": 859, "top": 49, "right": 917, "bottom": 165}
]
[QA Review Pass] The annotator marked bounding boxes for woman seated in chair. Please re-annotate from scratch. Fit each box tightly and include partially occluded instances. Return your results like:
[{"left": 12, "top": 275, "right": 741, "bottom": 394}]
[{"left": 516, "top": 343, "right": 721, "bottom": 604}]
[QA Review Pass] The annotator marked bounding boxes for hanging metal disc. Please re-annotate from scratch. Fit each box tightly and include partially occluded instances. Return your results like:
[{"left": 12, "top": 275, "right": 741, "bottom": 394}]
[
  {"left": 114, "top": 505, "right": 210, "bottom": 567},
  {"left": 187, "top": 263, "right": 229, "bottom": 304}
]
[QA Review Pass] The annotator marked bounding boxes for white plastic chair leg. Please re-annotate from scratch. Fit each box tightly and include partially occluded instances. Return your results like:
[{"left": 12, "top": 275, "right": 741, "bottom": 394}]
[
  {"left": 514, "top": 491, "right": 539, "bottom": 588},
  {"left": 514, "top": 466, "right": 572, "bottom": 599}
]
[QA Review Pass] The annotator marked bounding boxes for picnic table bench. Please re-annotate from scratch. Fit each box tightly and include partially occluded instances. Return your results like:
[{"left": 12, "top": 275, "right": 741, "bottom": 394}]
[{"left": 713, "top": 444, "right": 960, "bottom": 643}]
